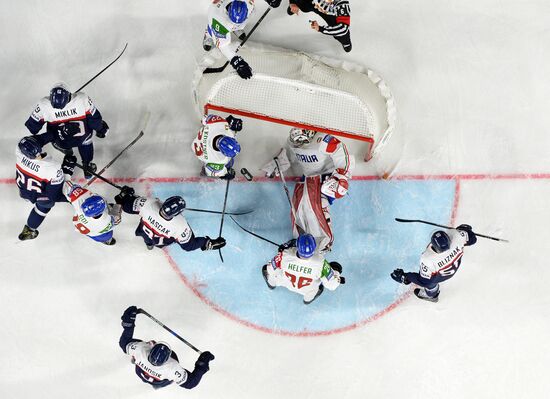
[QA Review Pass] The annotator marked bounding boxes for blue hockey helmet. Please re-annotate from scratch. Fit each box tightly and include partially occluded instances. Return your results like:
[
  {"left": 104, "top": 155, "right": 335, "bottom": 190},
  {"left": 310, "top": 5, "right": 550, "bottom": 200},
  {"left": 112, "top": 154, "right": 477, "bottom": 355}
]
[
  {"left": 82, "top": 195, "right": 107, "bottom": 218},
  {"left": 227, "top": 0, "right": 248, "bottom": 24},
  {"left": 49, "top": 83, "right": 72, "bottom": 109},
  {"left": 431, "top": 230, "right": 451, "bottom": 253},
  {"left": 297, "top": 234, "right": 316, "bottom": 258},
  {"left": 217, "top": 136, "right": 241, "bottom": 158},
  {"left": 148, "top": 342, "right": 172, "bottom": 366},
  {"left": 18, "top": 136, "right": 43, "bottom": 159},
  {"left": 160, "top": 196, "right": 186, "bottom": 220}
]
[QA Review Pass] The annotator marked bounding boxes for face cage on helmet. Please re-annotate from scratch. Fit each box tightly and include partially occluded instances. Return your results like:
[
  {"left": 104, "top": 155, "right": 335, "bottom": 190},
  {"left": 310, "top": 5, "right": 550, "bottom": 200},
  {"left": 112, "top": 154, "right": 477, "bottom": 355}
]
[{"left": 289, "top": 129, "right": 316, "bottom": 146}]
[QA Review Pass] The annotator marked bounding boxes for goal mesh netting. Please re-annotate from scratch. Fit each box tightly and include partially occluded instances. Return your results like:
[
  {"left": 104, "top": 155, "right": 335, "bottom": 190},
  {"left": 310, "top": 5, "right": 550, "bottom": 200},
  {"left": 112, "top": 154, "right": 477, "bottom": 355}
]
[{"left": 193, "top": 44, "right": 396, "bottom": 160}]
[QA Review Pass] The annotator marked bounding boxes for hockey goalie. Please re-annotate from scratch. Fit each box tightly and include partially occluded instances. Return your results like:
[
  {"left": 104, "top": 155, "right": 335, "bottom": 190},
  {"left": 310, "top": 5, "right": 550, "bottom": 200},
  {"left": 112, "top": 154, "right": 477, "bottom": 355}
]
[{"left": 262, "top": 128, "right": 355, "bottom": 252}]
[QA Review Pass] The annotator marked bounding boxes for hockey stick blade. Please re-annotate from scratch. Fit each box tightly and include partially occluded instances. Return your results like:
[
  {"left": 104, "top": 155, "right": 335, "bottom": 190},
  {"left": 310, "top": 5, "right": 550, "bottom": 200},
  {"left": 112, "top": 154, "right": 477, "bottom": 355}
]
[
  {"left": 394, "top": 218, "right": 509, "bottom": 242},
  {"left": 240, "top": 168, "right": 253, "bottom": 181}
]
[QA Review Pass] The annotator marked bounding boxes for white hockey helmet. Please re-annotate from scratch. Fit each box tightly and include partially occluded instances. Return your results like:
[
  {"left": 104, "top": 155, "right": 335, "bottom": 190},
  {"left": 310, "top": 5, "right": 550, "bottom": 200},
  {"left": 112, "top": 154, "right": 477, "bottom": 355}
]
[{"left": 288, "top": 128, "right": 316, "bottom": 146}]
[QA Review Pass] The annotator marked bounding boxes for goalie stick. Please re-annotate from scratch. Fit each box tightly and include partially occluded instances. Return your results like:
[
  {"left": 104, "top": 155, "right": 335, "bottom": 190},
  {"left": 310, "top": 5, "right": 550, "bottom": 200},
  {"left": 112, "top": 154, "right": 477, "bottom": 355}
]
[
  {"left": 138, "top": 308, "right": 203, "bottom": 354},
  {"left": 394, "top": 218, "right": 509, "bottom": 242},
  {"left": 203, "top": 7, "right": 272, "bottom": 74}
]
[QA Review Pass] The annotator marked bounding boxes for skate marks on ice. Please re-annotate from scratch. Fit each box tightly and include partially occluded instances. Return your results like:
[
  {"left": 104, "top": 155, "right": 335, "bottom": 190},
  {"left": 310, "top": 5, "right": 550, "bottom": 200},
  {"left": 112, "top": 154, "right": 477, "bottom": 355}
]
[{"left": 151, "top": 178, "right": 456, "bottom": 335}]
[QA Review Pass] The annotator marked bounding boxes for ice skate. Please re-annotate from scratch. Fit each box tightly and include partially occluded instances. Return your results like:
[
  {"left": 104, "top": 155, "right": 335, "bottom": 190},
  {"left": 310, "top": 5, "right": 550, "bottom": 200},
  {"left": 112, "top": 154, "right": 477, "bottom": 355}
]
[
  {"left": 414, "top": 288, "right": 439, "bottom": 303},
  {"left": 18, "top": 225, "right": 38, "bottom": 241},
  {"left": 262, "top": 265, "right": 276, "bottom": 290}
]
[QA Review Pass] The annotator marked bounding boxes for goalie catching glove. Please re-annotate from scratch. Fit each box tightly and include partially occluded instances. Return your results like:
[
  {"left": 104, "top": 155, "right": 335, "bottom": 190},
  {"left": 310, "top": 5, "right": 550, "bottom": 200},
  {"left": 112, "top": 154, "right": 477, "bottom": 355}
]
[
  {"left": 321, "top": 169, "right": 349, "bottom": 200},
  {"left": 230, "top": 56, "right": 253, "bottom": 80}
]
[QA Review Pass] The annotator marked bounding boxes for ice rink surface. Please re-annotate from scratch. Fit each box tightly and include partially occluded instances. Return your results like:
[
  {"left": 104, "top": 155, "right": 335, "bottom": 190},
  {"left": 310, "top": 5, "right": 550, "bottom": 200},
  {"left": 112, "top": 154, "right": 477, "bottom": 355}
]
[{"left": 1, "top": 1, "right": 550, "bottom": 398}]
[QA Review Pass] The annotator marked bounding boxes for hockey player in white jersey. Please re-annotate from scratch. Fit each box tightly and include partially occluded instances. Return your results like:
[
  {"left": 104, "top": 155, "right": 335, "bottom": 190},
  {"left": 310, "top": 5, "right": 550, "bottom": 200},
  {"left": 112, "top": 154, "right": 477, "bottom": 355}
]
[
  {"left": 15, "top": 135, "right": 75, "bottom": 240},
  {"left": 119, "top": 306, "right": 214, "bottom": 390},
  {"left": 391, "top": 225, "right": 477, "bottom": 302},
  {"left": 192, "top": 114, "right": 244, "bottom": 179},
  {"left": 262, "top": 128, "right": 355, "bottom": 251},
  {"left": 24, "top": 83, "right": 109, "bottom": 179},
  {"left": 115, "top": 186, "right": 226, "bottom": 251},
  {"left": 63, "top": 181, "right": 121, "bottom": 245},
  {"left": 203, "top": 0, "right": 281, "bottom": 79},
  {"left": 262, "top": 234, "right": 345, "bottom": 304}
]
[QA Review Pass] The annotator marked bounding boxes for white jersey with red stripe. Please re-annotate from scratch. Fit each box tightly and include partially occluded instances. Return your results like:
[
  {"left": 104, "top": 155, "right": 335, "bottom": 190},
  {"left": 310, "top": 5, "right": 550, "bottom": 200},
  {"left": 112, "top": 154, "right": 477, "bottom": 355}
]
[
  {"left": 28, "top": 92, "right": 97, "bottom": 128},
  {"left": 126, "top": 341, "right": 188, "bottom": 386},
  {"left": 268, "top": 248, "right": 340, "bottom": 299},
  {"left": 134, "top": 197, "right": 193, "bottom": 245},
  {"left": 15, "top": 147, "right": 64, "bottom": 195},
  {"left": 419, "top": 230, "right": 469, "bottom": 279},
  {"left": 63, "top": 182, "right": 114, "bottom": 238},
  {"left": 207, "top": 0, "right": 255, "bottom": 60},
  {"left": 192, "top": 115, "right": 235, "bottom": 177},
  {"left": 286, "top": 133, "right": 355, "bottom": 179}
]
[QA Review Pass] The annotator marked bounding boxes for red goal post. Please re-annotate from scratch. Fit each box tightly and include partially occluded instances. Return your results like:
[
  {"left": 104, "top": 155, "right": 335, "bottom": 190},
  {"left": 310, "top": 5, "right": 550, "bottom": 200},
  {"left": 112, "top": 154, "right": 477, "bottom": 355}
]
[{"left": 193, "top": 44, "right": 396, "bottom": 161}]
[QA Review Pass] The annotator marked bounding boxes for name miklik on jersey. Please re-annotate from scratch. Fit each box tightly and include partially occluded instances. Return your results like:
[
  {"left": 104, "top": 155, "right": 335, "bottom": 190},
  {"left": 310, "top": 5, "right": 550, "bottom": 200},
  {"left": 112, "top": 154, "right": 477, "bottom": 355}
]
[{"left": 54, "top": 108, "right": 78, "bottom": 119}]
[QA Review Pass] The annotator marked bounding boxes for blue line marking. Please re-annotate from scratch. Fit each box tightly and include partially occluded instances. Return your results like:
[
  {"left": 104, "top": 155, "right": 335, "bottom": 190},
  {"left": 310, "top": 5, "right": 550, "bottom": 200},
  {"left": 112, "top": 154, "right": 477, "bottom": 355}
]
[{"left": 151, "top": 179, "right": 455, "bottom": 333}]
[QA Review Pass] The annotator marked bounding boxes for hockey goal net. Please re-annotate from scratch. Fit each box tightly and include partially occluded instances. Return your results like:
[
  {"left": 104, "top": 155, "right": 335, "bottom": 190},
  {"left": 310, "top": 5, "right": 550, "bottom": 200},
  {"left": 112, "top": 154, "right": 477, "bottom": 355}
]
[{"left": 193, "top": 44, "right": 396, "bottom": 161}]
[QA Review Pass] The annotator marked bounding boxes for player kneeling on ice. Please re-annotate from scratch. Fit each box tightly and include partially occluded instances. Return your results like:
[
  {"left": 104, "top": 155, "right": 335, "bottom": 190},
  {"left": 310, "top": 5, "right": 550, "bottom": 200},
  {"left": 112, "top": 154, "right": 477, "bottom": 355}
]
[
  {"left": 203, "top": 0, "right": 281, "bottom": 79},
  {"left": 63, "top": 180, "right": 121, "bottom": 245},
  {"left": 24, "top": 83, "right": 110, "bottom": 179},
  {"left": 391, "top": 225, "right": 477, "bottom": 302},
  {"left": 115, "top": 186, "right": 226, "bottom": 252},
  {"left": 192, "top": 114, "right": 243, "bottom": 180},
  {"left": 119, "top": 306, "right": 214, "bottom": 390},
  {"left": 262, "top": 234, "right": 345, "bottom": 304},
  {"left": 15, "top": 136, "right": 76, "bottom": 240},
  {"left": 262, "top": 128, "right": 355, "bottom": 252}
]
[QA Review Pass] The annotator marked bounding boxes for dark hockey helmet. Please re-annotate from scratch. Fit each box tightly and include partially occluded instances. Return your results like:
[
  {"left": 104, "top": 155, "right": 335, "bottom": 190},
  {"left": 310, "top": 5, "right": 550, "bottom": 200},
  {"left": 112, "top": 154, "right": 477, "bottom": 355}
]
[
  {"left": 431, "top": 230, "right": 451, "bottom": 253},
  {"left": 18, "top": 136, "right": 43, "bottom": 159},
  {"left": 160, "top": 196, "right": 186, "bottom": 220},
  {"left": 148, "top": 342, "right": 172, "bottom": 367},
  {"left": 82, "top": 195, "right": 107, "bottom": 218},
  {"left": 289, "top": 128, "right": 316, "bottom": 146},
  {"left": 227, "top": 0, "right": 248, "bottom": 24},
  {"left": 297, "top": 234, "right": 316, "bottom": 258},
  {"left": 49, "top": 83, "right": 72, "bottom": 109},
  {"left": 217, "top": 136, "right": 241, "bottom": 158}
]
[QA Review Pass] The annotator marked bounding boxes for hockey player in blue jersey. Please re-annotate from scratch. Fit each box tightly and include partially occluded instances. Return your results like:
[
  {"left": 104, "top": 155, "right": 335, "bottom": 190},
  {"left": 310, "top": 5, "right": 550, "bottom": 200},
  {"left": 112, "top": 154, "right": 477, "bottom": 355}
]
[
  {"left": 24, "top": 83, "right": 109, "bottom": 179},
  {"left": 119, "top": 306, "right": 214, "bottom": 390},
  {"left": 15, "top": 135, "right": 76, "bottom": 240},
  {"left": 391, "top": 225, "right": 477, "bottom": 302},
  {"left": 114, "top": 186, "right": 226, "bottom": 251}
]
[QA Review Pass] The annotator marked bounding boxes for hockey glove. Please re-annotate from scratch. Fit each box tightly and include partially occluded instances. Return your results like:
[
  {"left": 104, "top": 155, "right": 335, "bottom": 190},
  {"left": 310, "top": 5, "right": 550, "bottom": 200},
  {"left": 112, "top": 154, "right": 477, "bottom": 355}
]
[
  {"left": 265, "top": 0, "right": 281, "bottom": 8},
  {"left": 61, "top": 154, "right": 77, "bottom": 176},
  {"left": 278, "top": 239, "right": 296, "bottom": 252},
  {"left": 390, "top": 269, "right": 411, "bottom": 285},
  {"left": 329, "top": 261, "right": 343, "bottom": 274},
  {"left": 121, "top": 305, "right": 139, "bottom": 328},
  {"left": 456, "top": 224, "right": 473, "bottom": 232},
  {"left": 95, "top": 121, "right": 109, "bottom": 138},
  {"left": 339, "top": 276, "right": 346, "bottom": 284},
  {"left": 115, "top": 186, "right": 135, "bottom": 204},
  {"left": 196, "top": 351, "right": 215, "bottom": 371},
  {"left": 321, "top": 174, "right": 349, "bottom": 200},
  {"left": 202, "top": 236, "right": 226, "bottom": 251},
  {"left": 230, "top": 56, "right": 253, "bottom": 80},
  {"left": 225, "top": 115, "right": 243, "bottom": 132},
  {"left": 220, "top": 168, "right": 236, "bottom": 180},
  {"left": 58, "top": 122, "right": 82, "bottom": 141}
]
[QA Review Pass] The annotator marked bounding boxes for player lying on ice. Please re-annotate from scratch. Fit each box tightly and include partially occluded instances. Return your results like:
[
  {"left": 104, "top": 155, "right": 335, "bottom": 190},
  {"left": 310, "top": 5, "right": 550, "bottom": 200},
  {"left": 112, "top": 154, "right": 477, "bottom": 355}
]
[
  {"left": 262, "top": 233, "right": 345, "bottom": 304},
  {"left": 192, "top": 114, "right": 244, "bottom": 180},
  {"left": 262, "top": 128, "right": 355, "bottom": 252},
  {"left": 119, "top": 306, "right": 215, "bottom": 390},
  {"left": 203, "top": 0, "right": 282, "bottom": 79},
  {"left": 115, "top": 186, "right": 226, "bottom": 252},
  {"left": 391, "top": 225, "right": 477, "bottom": 302}
]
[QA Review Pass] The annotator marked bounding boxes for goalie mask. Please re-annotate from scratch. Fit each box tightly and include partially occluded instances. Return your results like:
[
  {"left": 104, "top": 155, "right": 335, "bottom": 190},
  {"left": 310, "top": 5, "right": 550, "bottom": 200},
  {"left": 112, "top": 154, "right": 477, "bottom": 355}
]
[{"left": 289, "top": 128, "right": 316, "bottom": 146}]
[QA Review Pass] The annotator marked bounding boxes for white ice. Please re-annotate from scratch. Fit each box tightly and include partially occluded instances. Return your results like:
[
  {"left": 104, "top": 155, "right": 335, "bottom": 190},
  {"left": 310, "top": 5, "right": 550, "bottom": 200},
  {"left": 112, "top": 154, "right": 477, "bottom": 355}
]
[{"left": 1, "top": 1, "right": 549, "bottom": 398}]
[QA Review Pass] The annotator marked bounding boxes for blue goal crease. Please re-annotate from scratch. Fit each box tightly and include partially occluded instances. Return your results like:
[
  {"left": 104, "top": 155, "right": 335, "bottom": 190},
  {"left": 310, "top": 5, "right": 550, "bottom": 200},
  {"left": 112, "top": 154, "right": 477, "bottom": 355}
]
[{"left": 151, "top": 179, "right": 455, "bottom": 333}]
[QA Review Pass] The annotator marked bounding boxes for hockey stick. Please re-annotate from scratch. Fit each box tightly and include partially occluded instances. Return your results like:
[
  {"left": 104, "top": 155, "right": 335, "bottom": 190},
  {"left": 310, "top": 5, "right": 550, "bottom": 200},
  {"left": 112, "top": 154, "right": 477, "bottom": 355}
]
[
  {"left": 394, "top": 218, "right": 509, "bottom": 242},
  {"left": 230, "top": 216, "right": 279, "bottom": 247},
  {"left": 203, "top": 7, "right": 272, "bottom": 74},
  {"left": 138, "top": 308, "right": 203, "bottom": 354},
  {"left": 84, "top": 130, "right": 145, "bottom": 188},
  {"left": 74, "top": 43, "right": 128, "bottom": 93},
  {"left": 217, "top": 179, "right": 231, "bottom": 262},
  {"left": 274, "top": 157, "right": 299, "bottom": 223}
]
